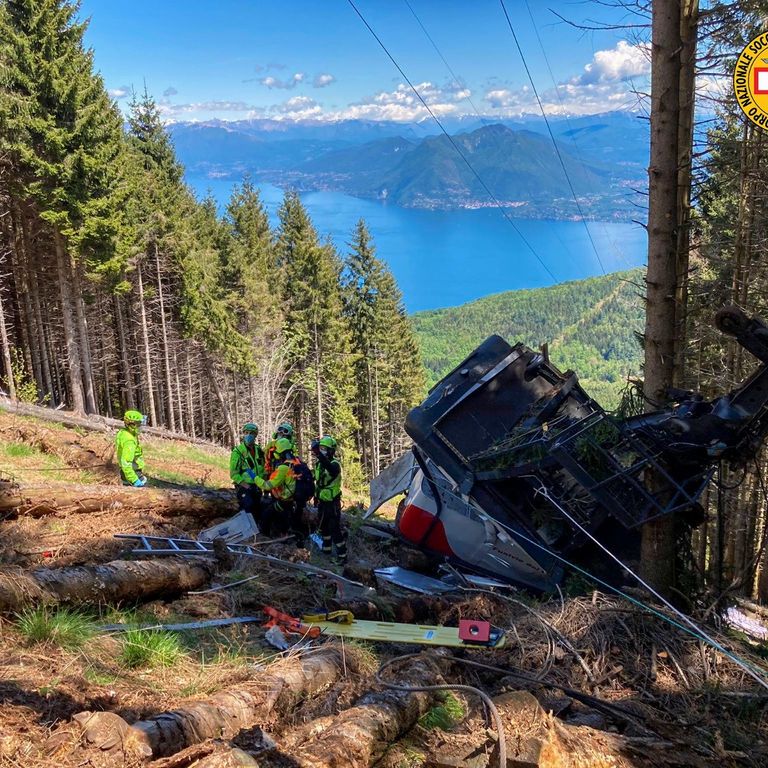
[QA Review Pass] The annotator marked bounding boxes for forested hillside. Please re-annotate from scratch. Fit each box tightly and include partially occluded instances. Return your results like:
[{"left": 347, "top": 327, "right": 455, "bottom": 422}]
[
  {"left": 413, "top": 269, "right": 644, "bottom": 406},
  {"left": 0, "top": 0, "right": 424, "bottom": 483}
]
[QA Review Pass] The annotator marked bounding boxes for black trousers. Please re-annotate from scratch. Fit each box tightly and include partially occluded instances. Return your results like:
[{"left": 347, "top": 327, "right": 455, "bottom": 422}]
[
  {"left": 318, "top": 496, "right": 346, "bottom": 559},
  {"left": 236, "top": 485, "right": 262, "bottom": 518}
]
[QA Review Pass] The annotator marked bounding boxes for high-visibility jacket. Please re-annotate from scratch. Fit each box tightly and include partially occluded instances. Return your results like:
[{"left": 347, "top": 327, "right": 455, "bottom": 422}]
[
  {"left": 116, "top": 427, "right": 145, "bottom": 484},
  {"left": 257, "top": 461, "right": 296, "bottom": 501},
  {"left": 264, "top": 436, "right": 297, "bottom": 475},
  {"left": 229, "top": 442, "right": 264, "bottom": 486},
  {"left": 314, "top": 457, "right": 341, "bottom": 502}
]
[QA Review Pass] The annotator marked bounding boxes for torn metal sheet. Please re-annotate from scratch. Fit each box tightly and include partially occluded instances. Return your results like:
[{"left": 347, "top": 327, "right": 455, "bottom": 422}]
[
  {"left": 374, "top": 566, "right": 455, "bottom": 595},
  {"left": 198, "top": 510, "right": 259, "bottom": 543},
  {"left": 365, "top": 451, "right": 417, "bottom": 518}
]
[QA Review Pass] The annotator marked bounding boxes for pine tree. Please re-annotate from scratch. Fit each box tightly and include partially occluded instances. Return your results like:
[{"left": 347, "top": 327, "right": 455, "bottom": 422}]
[
  {"left": 277, "top": 191, "right": 360, "bottom": 474},
  {"left": 343, "top": 219, "right": 425, "bottom": 477},
  {"left": 3, "top": 0, "right": 125, "bottom": 414}
]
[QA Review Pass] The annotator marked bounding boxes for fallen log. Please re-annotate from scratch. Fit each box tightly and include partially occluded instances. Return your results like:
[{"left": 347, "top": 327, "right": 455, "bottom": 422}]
[
  {"left": 0, "top": 480, "right": 235, "bottom": 520},
  {"left": 0, "top": 419, "right": 116, "bottom": 482},
  {"left": 57, "top": 646, "right": 347, "bottom": 762},
  {"left": 0, "top": 558, "right": 214, "bottom": 612},
  {"left": 284, "top": 654, "right": 444, "bottom": 768},
  {"left": 0, "top": 397, "right": 221, "bottom": 447}
]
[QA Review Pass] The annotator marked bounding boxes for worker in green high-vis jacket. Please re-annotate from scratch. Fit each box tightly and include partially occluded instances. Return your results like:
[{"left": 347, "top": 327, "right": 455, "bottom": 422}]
[
  {"left": 230, "top": 422, "right": 265, "bottom": 519},
  {"left": 116, "top": 410, "right": 147, "bottom": 486}
]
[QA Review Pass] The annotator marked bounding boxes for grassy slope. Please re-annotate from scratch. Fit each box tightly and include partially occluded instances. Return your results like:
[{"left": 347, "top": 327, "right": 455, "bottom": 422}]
[
  {"left": 0, "top": 411, "right": 231, "bottom": 487},
  {"left": 412, "top": 268, "right": 645, "bottom": 408}
]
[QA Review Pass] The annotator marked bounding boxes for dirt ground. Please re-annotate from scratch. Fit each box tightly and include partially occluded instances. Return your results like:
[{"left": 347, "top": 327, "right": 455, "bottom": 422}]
[{"left": 1, "top": 411, "right": 768, "bottom": 768}]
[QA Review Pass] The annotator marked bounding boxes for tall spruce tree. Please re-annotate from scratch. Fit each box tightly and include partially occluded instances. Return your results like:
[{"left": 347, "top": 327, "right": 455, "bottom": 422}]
[
  {"left": 277, "top": 191, "right": 359, "bottom": 477},
  {"left": 3, "top": 0, "right": 125, "bottom": 413},
  {"left": 344, "top": 219, "right": 425, "bottom": 476}
]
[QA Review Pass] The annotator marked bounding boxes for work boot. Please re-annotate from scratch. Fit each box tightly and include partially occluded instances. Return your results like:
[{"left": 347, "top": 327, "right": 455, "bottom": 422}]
[{"left": 332, "top": 541, "right": 347, "bottom": 566}]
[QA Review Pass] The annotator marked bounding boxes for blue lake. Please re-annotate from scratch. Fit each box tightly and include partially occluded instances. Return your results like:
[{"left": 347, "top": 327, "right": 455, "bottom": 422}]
[{"left": 189, "top": 176, "right": 647, "bottom": 313}]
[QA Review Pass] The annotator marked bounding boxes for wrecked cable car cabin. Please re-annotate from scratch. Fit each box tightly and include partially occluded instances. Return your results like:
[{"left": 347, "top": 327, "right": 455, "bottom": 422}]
[{"left": 373, "top": 307, "right": 768, "bottom": 591}]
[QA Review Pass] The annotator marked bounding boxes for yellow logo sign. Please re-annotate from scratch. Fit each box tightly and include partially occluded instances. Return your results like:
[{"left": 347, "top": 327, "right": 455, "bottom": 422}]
[{"left": 735, "top": 32, "right": 768, "bottom": 129}]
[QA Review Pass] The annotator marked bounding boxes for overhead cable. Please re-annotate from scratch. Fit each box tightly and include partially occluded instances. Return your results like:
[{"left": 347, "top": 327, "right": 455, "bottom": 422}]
[
  {"left": 522, "top": 0, "right": 635, "bottom": 269},
  {"left": 402, "top": 0, "right": 487, "bottom": 122},
  {"left": 346, "top": 0, "right": 558, "bottom": 283},
  {"left": 499, "top": 0, "right": 607, "bottom": 275}
]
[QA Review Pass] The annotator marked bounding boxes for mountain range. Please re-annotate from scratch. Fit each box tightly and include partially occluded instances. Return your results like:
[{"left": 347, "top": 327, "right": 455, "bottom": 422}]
[{"left": 169, "top": 112, "right": 649, "bottom": 220}]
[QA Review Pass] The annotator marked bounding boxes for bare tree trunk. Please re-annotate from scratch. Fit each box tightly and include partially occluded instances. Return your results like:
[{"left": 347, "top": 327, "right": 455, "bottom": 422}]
[
  {"left": 137, "top": 262, "right": 158, "bottom": 425},
  {"left": 205, "top": 356, "right": 236, "bottom": 444},
  {"left": 314, "top": 317, "right": 323, "bottom": 437},
  {"left": 28, "top": 246, "right": 55, "bottom": 402},
  {"left": 186, "top": 353, "right": 196, "bottom": 438},
  {"left": 0, "top": 558, "right": 213, "bottom": 613},
  {"left": 71, "top": 263, "right": 98, "bottom": 414},
  {"left": 54, "top": 231, "right": 85, "bottom": 413},
  {"left": 174, "top": 348, "right": 185, "bottom": 434},
  {"left": 155, "top": 243, "right": 176, "bottom": 430},
  {"left": 640, "top": 0, "right": 696, "bottom": 593},
  {"left": 286, "top": 654, "right": 442, "bottom": 768},
  {"left": 62, "top": 648, "right": 346, "bottom": 761},
  {"left": 0, "top": 480, "right": 236, "bottom": 519},
  {"left": 113, "top": 293, "right": 135, "bottom": 410},
  {"left": 0, "top": 277, "right": 16, "bottom": 400}
]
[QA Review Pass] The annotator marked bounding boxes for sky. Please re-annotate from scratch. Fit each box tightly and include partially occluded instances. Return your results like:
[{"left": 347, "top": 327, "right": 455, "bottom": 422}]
[{"left": 78, "top": 0, "right": 653, "bottom": 124}]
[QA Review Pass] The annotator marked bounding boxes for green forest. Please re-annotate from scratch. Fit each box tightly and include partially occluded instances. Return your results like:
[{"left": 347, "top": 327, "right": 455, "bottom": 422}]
[
  {"left": 0, "top": 0, "right": 424, "bottom": 485},
  {"left": 413, "top": 269, "right": 645, "bottom": 406}
]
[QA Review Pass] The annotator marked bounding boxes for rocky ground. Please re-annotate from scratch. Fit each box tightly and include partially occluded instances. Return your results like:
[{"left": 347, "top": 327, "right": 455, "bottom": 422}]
[{"left": 1, "top": 408, "right": 767, "bottom": 767}]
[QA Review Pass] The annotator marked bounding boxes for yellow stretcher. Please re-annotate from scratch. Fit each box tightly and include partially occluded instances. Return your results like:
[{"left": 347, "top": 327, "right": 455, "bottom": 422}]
[{"left": 301, "top": 616, "right": 506, "bottom": 648}]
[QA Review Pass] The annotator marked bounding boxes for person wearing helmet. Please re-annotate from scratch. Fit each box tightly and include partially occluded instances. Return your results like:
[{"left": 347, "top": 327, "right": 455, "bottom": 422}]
[
  {"left": 230, "top": 423, "right": 265, "bottom": 520},
  {"left": 255, "top": 437, "right": 297, "bottom": 536},
  {"left": 264, "top": 422, "right": 296, "bottom": 476},
  {"left": 311, "top": 434, "right": 346, "bottom": 564},
  {"left": 116, "top": 410, "right": 148, "bottom": 487}
]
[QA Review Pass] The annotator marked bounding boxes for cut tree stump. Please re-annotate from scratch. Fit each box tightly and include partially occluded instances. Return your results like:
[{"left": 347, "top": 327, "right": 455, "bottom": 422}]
[
  {"left": 0, "top": 557, "right": 214, "bottom": 612},
  {"left": 0, "top": 480, "right": 235, "bottom": 519}
]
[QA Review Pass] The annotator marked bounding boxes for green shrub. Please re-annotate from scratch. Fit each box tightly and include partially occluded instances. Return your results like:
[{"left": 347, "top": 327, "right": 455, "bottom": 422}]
[
  {"left": 418, "top": 692, "right": 465, "bottom": 730},
  {"left": 5, "top": 442, "right": 38, "bottom": 458},
  {"left": 16, "top": 606, "right": 95, "bottom": 649},
  {"left": 120, "top": 629, "right": 182, "bottom": 668}
]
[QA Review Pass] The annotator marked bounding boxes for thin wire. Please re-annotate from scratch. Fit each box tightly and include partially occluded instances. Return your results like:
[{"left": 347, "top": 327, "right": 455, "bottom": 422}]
[
  {"left": 429, "top": 474, "right": 768, "bottom": 687},
  {"left": 522, "top": 0, "right": 635, "bottom": 270},
  {"left": 534, "top": 484, "right": 768, "bottom": 691},
  {"left": 402, "top": 0, "right": 486, "bottom": 121},
  {"left": 499, "top": 0, "right": 607, "bottom": 275},
  {"left": 376, "top": 654, "right": 507, "bottom": 768},
  {"left": 346, "top": 0, "right": 558, "bottom": 283}
]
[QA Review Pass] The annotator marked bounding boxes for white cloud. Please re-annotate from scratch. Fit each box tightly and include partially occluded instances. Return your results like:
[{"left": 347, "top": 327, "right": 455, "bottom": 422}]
[
  {"left": 259, "top": 72, "right": 305, "bottom": 90},
  {"left": 576, "top": 40, "right": 650, "bottom": 85},
  {"left": 108, "top": 86, "right": 131, "bottom": 100},
  {"left": 313, "top": 73, "right": 336, "bottom": 88},
  {"left": 326, "top": 80, "right": 470, "bottom": 121},
  {"left": 271, "top": 95, "right": 323, "bottom": 119},
  {"left": 156, "top": 100, "right": 260, "bottom": 119},
  {"left": 480, "top": 41, "right": 650, "bottom": 117}
]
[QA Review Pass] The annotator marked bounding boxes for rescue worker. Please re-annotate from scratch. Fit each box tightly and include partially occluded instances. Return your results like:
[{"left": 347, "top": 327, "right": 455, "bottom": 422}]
[
  {"left": 229, "top": 422, "right": 264, "bottom": 519},
  {"left": 255, "top": 437, "right": 296, "bottom": 536},
  {"left": 116, "top": 410, "right": 147, "bottom": 487},
  {"left": 264, "top": 422, "right": 296, "bottom": 475},
  {"left": 311, "top": 435, "right": 346, "bottom": 564}
]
